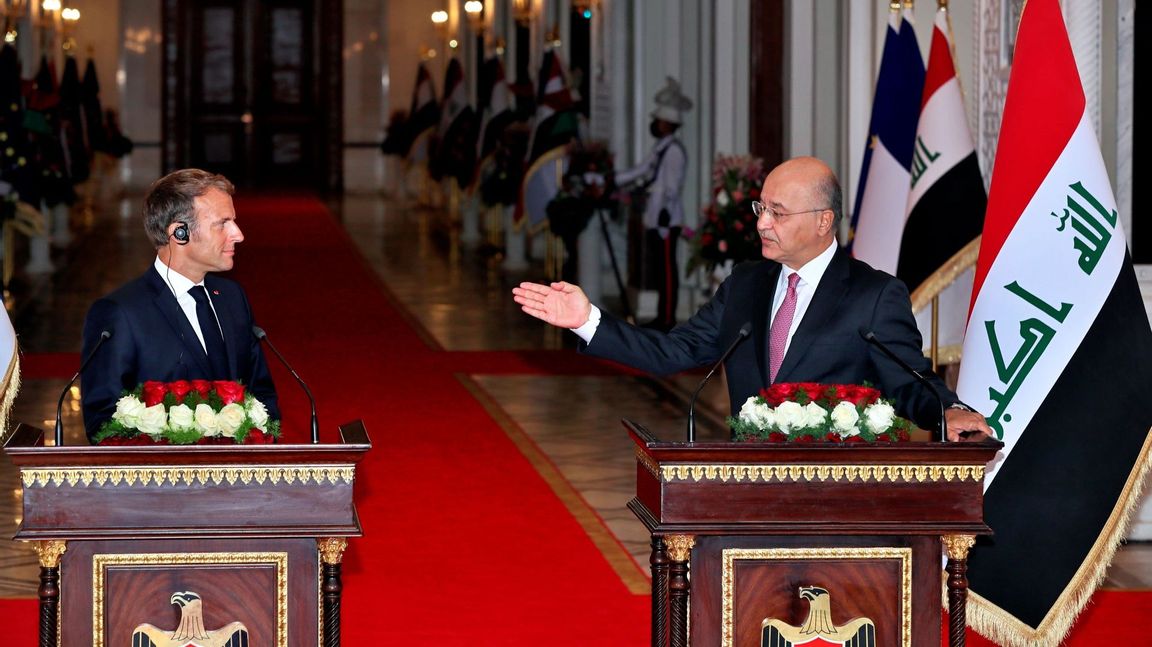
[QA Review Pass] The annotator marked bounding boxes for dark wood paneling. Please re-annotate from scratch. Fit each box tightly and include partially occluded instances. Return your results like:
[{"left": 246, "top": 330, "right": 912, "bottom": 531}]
[
  {"left": 163, "top": 0, "right": 343, "bottom": 192},
  {"left": 750, "top": 2, "right": 783, "bottom": 169}
]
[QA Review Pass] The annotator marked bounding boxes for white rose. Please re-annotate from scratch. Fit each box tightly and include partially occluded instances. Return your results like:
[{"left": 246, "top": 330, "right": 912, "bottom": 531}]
[
  {"left": 111, "top": 395, "right": 145, "bottom": 428},
  {"left": 194, "top": 404, "right": 221, "bottom": 437},
  {"left": 716, "top": 190, "right": 730, "bottom": 207},
  {"left": 863, "top": 402, "right": 896, "bottom": 433},
  {"left": 136, "top": 403, "right": 169, "bottom": 436},
  {"left": 247, "top": 397, "right": 269, "bottom": 428},
  {"left": 803, "top": 402, "right": 827, "bottom": 428},
  {"left": 738, "top": 397, "right": 774, "bottom": 429},
  {"left": 217, "top": 403, "right": 246, "bottom": 438},
  {"left": 168, "top": 404, "right": 195, "bottom": 430},
  {"left": 830, "top": 401, "right": 860, "bottom": 432},
  {"left": 774, "top": 401, "right": 806, "bottom": 432}
]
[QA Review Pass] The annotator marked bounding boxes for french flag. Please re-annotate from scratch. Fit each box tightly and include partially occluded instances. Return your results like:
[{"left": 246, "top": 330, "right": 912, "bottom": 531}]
[{"left": 846, "top": 5, "right": 923, "bottom": 275}]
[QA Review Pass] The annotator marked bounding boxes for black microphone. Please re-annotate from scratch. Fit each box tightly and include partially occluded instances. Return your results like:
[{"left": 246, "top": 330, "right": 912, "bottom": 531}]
[
  {"left": 858, "top": 328, "right": 948, "bottom": 442},
  {"left": 252, "top": 325, "right": 319, "bottom": 444},
  {"left": 58, "top": 329, "right": 112, "bottom": 447},
  {"left": 687, "top": 321, "right": 752, "bottom": 443}
]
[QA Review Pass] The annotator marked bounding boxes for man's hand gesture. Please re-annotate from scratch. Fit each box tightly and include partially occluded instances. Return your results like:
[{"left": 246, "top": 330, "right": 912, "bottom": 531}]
[{"left": 512, "top": 281, "right": 591, "bottom": 329}]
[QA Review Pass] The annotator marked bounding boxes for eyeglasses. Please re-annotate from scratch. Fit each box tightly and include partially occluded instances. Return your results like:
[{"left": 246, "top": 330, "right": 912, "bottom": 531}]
[{"left": 751, "top": 201, "right": 830, "bottom": 222}]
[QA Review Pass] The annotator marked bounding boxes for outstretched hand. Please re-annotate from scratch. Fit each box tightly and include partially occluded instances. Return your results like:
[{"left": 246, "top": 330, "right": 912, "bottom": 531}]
[{"left": 512, "top": 281, "right": 592, "bottom": 329}]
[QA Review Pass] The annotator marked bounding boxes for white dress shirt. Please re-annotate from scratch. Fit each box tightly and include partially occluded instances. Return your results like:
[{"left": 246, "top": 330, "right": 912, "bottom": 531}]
[{"left": 153, "top": 256, "right": 218, "bottom": 353}]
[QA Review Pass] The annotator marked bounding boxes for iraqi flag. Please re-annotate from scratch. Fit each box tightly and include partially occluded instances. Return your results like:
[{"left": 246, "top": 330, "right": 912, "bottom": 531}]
[
  {"left": 430, "top": 58, "right": 477, "bottom": 185},
  {"left": 476, "top": 55, "right": 517, "bottom": 162},
  {"left": 525, "top": 49, "right": 578, "bottom": 166},
  {"left": 846, "top": 5, "right": 923, "bottom": 274},
  {"left": 404, "top": 62, "right": 439, "bottom": 162},
  {"left": 956, "top": 0, "right": 1152, "bottom": 645},
  {"left": 901, "top": 6, "right": 986, "bottom": 355}
]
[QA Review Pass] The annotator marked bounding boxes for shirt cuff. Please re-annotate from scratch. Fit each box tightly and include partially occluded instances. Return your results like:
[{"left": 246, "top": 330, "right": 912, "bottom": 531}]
[{"left": 572, "top": 305, "right": 601, "bottom": 343}]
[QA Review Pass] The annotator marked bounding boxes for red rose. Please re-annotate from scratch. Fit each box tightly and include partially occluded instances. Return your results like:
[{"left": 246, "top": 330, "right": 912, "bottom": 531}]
[
  {"left": 761, "top": 383, "right": 801, "bottom": 406},
  {"left": 213, "top": 381, "right": 246, "bottom": 405},
  {"left": 843, "top": 435, "right": 865, "bottom": 444},
  {"left": 190, "top": 380, "right": 212, "bottom": 398},
  {"left": 167, "top": 380, "right": 192, "bottom": 403},
  {"left": 824, "top": 432, "right": 841, "bottom": 442},
  {"left": 848, "top": 385, "right": 881, "bottom": 405},
  {"left": 766, "top": 432, "right": 788, "bottom": 443},
  {"left": 141, "top": 381, "right": 168, "bottom": 407}
]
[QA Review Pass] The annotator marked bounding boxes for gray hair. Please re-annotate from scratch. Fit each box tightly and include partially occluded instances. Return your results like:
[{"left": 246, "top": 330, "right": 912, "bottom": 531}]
[
  {"left": 815, "top": 169, "right": 843, "bottom": 227},
  {"left": 143, "top": 169, "right": 235, "bottom": 248}
]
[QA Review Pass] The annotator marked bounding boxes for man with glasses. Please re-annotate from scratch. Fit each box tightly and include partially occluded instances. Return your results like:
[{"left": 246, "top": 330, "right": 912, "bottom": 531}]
[{"left": 513, "top": 156, "right": 990, "bottom": 440}]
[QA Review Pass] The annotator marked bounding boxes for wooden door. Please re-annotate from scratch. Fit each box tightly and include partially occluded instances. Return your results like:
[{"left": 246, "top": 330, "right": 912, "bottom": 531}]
[{"left": 163, "top": 0, "right": 343, "bottom": 191}]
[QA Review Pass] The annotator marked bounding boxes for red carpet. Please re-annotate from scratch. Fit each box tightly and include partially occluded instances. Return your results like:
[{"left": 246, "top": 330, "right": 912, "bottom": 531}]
[{"left": 6, "top": 194, "right": 1149, "bottom": 644}]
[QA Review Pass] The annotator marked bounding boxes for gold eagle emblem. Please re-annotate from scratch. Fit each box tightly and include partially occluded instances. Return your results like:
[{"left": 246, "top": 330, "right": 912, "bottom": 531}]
[
  {"left": 761, "top": 585, "right": 876, "bottom": 647},
  {"left": 131, "top": 591, "right": 249, "bottom": 647}
]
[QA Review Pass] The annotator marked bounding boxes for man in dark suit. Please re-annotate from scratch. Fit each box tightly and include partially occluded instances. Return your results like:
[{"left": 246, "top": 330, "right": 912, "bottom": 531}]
[
  {"left": 513, "top": 156, "right": 990, "bottom": 440},
  {"left": 80, "top": 169, "right": 279, "bottom": 442}
]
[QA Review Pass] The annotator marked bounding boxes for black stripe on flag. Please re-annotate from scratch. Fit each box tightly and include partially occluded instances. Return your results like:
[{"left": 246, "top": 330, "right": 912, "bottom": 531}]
[
  {"left": 897, "top": 153, "right": 986, "bottom": 291},
  {"left": 967, "top": 251, "right": 1152, "bottom": 627}
]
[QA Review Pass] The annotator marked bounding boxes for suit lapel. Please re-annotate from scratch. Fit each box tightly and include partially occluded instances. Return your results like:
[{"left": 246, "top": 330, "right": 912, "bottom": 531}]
[
  {"left": 775, "top": 248, "right": 851, "bottom": 382},
  {"left": 145, "top": 270, "right": 213, "bottom": 375},
  {"left": 750, "top": 262, "right": 780, "bottom": 386}
]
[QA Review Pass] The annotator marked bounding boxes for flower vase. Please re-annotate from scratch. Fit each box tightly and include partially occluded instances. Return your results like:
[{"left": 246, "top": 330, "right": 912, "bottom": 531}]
[{"left": 710, "top": 259, "right": 735, "bottom": 295}]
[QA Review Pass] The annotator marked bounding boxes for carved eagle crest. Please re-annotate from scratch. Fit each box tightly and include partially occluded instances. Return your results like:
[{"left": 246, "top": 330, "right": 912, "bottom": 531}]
[
  {"left": 761, "top": 585, "right": 876, "bottom": 647},
  {"left": 131, "top": 591, "right": 249, "bottom": 647}
]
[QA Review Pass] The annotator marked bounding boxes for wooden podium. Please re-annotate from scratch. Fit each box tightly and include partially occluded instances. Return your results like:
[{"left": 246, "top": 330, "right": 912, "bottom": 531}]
[
  {"left": 626, "top": 420, "right": 1001, "bottom": 647},
  {"left": 3, "top": 421, "right": 371, "bottom": 647}
]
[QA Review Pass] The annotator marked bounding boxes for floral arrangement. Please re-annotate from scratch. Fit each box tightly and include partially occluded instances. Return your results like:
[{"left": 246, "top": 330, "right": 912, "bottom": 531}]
[
  {"left": 546, "top": 140, "right": 617, "bottom": 240},
  {"left": 686, "top": 153, "right": 767, "bottom": 274},
  {"left": 94, "top": 380, "right": 280, "bottom": 445},
  {"left": 730, "top": 382, "right": 914, "bottom": 443}
]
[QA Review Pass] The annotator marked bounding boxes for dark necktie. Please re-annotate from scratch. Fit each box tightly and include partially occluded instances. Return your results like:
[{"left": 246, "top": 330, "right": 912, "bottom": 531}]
[
  {"left": 189, "top": 285, "right": 230, "bottom": 378},
  {"left": 768, "top": 272, "right": 800, "bottom": 383}
]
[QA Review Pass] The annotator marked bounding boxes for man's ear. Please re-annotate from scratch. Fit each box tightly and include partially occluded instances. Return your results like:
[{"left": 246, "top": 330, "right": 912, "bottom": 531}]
[{"left": 817, "top": 209, "right": 834, "bottom": 235}]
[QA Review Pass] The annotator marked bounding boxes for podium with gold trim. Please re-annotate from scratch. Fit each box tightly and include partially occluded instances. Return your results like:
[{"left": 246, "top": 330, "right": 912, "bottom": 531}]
[
  {"left": 4, "top": 421, "right": 371, "bottom": 647},
  {"left": 625, "top": 420, "right": 1000, "bottom": 647}
]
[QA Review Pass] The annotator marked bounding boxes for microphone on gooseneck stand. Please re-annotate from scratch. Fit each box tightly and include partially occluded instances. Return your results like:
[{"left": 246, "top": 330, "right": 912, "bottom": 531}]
[
  {"left": 687, "top": 321, "right": 753, "bottom": 443},
  {"left": 57, "top": 330, "right": 113, "bottom": 447},
  {"left": 253, "top": 325, "right": 319, "bottom": 444},
  {"left": 858, "top": 328, "right": 948, "bottom": 442}
]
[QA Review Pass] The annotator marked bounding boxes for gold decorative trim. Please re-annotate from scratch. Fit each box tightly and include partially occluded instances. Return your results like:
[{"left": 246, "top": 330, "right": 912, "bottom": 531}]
[
  {"left": 92, "top": 551, "right": 288, "bottom": 647},
  {"left": 660, "top": 463, "right": 984, "bottom": 483},
  {"left": 21, "top": 464, "right": 356, "bottom": 488},
  {"left": 909, "top": 236, "right": 981, "bottom": 312},
  {"left": 33, "top": 540, "right": 66, "bottom": 568},
  {"left": 318, "top": 537, "right": 347, "bottom": 565},
  {"left": 721, "top": 546, "right": 913, "bottom": 647},
  {"left": 666, "top": 535, "right": 695, "bottom": 562},
  {"left": 943, "top": 534, "right": 976, "bottom": 561},
  {"left": 635, "top": 448, "right": 660, "bottom": 478}
]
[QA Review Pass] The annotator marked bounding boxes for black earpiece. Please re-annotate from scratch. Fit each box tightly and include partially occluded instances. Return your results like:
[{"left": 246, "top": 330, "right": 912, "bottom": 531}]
[{"left": 171, "top": 221, "right": 189, "bottom": 245}]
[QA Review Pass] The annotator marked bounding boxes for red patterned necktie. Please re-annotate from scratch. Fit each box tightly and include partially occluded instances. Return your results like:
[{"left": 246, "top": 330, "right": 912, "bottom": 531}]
[{"left": 768, "top": 272, "right": 800, "bottom": 383}]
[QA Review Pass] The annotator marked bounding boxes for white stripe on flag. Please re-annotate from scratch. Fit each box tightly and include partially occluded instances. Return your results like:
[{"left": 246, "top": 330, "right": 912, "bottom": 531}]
[
  {"left": 958, "top": 113, "right": 1123, "bottom": 487},
  {"left": 851, "top": 142, "right": 910, "bottom": 275},
  {"left": 907, "top": 76, "right": 975, "bottom": 208}
]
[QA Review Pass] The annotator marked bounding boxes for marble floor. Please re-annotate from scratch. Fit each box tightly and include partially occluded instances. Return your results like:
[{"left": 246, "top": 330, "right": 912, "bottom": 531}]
[{"left": 0, "top": 175, "right": 1148, "bottom": 604}]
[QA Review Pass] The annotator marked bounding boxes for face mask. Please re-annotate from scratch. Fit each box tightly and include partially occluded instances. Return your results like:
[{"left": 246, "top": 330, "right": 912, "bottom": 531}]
[{"left": 649, "top": 121, "right": 663, "bottom": 138}]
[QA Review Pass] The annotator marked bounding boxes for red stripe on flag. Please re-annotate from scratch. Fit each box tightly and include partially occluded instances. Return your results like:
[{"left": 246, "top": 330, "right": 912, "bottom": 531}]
[
  {"left": 920, "top": 19, "right": 953, "bottom": 110},
  {"left": 970, "top": 0, "right": 1084, "bottom": 302}
]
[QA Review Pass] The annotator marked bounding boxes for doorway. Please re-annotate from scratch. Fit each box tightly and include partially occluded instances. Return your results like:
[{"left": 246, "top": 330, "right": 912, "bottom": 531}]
[{"left": 162, "top": 0, "right": 343, "bottom": 192}]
